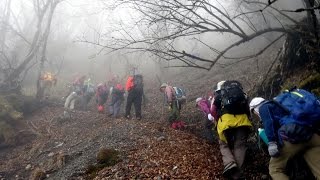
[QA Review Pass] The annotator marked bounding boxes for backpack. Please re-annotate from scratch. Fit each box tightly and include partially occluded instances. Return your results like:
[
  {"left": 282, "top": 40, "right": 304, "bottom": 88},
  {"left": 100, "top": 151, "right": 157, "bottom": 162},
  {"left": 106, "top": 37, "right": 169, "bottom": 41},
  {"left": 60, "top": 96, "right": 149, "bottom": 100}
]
[
  {"left": 273, "top": 89, "right": 320, "bottom": 127},
  {"left": 125, "top": 76, "right": 134, "bottom": 91},
  {"left": 173, "top": 87, "right": 187, "bottom": 104},
  {"left": 220, "top": 80, "right": 248, "bottom": 114}
]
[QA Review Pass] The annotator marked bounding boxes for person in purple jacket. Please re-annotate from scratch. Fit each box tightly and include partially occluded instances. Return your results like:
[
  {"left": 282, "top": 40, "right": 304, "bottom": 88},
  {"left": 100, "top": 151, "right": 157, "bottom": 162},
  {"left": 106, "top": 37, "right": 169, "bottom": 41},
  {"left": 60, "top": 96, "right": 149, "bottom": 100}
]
[{"left": 196, "top": 97, "right": 217, "bottom": 144}]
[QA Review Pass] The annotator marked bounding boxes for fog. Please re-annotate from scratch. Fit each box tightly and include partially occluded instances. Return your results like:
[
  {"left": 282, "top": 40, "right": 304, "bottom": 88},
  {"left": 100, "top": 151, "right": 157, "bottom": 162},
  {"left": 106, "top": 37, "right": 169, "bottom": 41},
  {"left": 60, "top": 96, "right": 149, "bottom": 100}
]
[{"left": 0, "top": 0, "right": 310, "bottom": 94}]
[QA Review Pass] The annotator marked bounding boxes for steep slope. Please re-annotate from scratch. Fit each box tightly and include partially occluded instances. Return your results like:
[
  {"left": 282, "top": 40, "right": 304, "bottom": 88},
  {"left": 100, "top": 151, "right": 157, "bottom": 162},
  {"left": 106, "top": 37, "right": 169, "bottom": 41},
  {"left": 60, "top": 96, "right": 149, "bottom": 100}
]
[{"left": 0, "top": 84, "right": 269, "bottom": 180}]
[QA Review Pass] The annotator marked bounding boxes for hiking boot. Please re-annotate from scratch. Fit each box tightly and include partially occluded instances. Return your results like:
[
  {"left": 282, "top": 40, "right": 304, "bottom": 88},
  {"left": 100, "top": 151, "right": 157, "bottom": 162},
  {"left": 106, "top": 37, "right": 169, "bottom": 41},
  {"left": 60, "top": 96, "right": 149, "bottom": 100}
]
[
  {"left": 222, "top": 162, "right": 238, "bottom": 178},
  {"left": 231, "top": 170, "right": 245, "bottom": 180}
]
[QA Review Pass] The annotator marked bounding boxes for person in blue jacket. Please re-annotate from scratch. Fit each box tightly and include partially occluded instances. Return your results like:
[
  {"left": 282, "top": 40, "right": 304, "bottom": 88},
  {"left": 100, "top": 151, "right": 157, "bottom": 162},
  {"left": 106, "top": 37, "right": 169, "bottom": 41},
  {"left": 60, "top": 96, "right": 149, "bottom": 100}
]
[{"left": 250, "top": 97, "right": 320, "bottom": 180}]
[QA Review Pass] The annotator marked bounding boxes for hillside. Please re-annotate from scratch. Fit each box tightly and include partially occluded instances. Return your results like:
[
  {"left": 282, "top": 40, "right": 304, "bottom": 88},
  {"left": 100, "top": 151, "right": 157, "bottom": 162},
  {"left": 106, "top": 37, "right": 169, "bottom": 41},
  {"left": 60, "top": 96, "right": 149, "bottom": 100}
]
[{"left": 0, "top": 82, "right": 270, "bottom": 180}]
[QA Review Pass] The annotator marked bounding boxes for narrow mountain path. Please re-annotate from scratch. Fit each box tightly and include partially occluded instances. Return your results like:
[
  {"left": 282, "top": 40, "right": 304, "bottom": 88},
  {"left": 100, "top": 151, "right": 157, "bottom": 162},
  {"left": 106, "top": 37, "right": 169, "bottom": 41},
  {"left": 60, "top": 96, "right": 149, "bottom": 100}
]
[{"left": 0, "top": 86, "right": 268, "bottom": 179}]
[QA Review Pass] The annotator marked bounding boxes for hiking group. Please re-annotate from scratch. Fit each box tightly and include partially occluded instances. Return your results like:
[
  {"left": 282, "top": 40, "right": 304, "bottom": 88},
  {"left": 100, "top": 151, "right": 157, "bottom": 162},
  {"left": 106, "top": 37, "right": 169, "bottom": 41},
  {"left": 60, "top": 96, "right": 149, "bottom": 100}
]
[
  {"left": 62, "top": 73, "right": 320, "bottom": 180},
  {"left": 63, "top": 73, "right": 144, "bottom": 120},
  {"left": 195, "top": 80, "right": 320, "bottom": 180}
]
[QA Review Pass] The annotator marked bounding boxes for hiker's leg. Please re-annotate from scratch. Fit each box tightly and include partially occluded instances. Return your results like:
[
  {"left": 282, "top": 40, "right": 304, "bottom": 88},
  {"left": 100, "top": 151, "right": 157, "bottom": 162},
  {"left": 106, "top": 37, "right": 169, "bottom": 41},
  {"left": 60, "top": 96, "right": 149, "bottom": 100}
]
[
  {"left": 125, "top": 91, "right": 134, "bottom": 117},
  {"left": 134, "top": 91, "right": 142, "bottom": 119},
  {"left": 79, "top": 95, "right": 86, "bottom": 110},
  {"left": 219, "top": 129, "right": 236, "bottom": 167},
  {"left": 269, "top": 141, "right": 304, "bottom": 180},
  {"left": 168, "top": 102, "right": 178, "bottom": 123},
  {"left": 113, "top": 100, "right": 121, "bottom": 117},
  {"left": 233, "top": 127, "right": 249, "bottom": 168},
  {"left": 83, "top": 94, "right": 92, "bottom": 110},
  {"left": 109, "top": 97, "right": 115, "bottom": 115},
  {"left": 204, "top": 120, "right": 214, "bottom": 144},
  {"left": 304, "top": 134, "right": 320, "bottom": 179},
  {"left": 175, "top": 101, "right": 180, "bottom": 119},
  {"left": 219, "top": 139, "right": 236, "bottom": 166}
]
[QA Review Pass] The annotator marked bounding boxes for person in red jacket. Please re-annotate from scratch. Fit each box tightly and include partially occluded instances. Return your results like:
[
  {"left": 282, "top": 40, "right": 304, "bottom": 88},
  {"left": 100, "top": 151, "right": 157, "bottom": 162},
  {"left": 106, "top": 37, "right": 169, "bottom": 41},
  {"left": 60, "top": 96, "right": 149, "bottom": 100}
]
[{"left": 125, "top": 74, "right": 144, "bottom": 120}]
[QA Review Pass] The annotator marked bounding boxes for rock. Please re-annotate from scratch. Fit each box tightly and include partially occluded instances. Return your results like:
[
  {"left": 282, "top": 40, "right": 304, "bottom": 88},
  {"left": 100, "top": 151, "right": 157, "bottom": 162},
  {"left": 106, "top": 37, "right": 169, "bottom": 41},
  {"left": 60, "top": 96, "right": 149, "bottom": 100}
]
[
  {"left": 55, "top": 152, "right": 66, "bottom": 169},
  {"left": 96, "top": 148, "right": 119, "bottom": 165},
  {"left": 25, "top": 164, "right": 32, "bottom": 170},
  {"left": 172, "top": 165, "right": 178, "bottom": 171},
  {"left": 156, "top": 136, "right": 166, "bottom": 141},
  {"left": 48, "top": 152, "right": 54, "bottom": 157},
  {"left": 30, "top": 168, "right": 46, "bottom": 180},
  {"left": 54, "top": 142, "right": 64, "bottom": 148}
]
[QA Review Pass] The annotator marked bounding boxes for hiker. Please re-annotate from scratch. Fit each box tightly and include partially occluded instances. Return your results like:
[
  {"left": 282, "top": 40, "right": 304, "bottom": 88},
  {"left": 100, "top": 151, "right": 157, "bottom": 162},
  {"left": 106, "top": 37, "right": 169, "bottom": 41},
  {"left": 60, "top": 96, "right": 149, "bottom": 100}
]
[
  {"left": 95, "top": 83, "right": 109, "bottom": 113},
  {"left": 109, "top": 83, "right": 125, "bottom": 118},
  {"left": 196, "top": 97, "right": 216, "bottom": 143},
  {"left": 160, "top": 83, "right": 182, "bottom": 125},
  {"left": 39, "top": 72, "right": 57, "bottom": 99},
  {"left": 196, "top": 97, "right": 217, "bottom": 122},
  {"left": 250, "top": 89, "right": 320, "bottom": 180},
  {"left": 214, "top": 80, "right": 252, "bottom": 180},
  {"left": 106, "top": 75, "right": 118, "bottom": 114},
  {"left": 80, "top": 77, "right": 95, "bottom": 111},
  {"left": 64, "top": 75, "right": 86, "bottom": 116},
  {"left": 125, "top": 74, "right": 144, "bottom": 120}
]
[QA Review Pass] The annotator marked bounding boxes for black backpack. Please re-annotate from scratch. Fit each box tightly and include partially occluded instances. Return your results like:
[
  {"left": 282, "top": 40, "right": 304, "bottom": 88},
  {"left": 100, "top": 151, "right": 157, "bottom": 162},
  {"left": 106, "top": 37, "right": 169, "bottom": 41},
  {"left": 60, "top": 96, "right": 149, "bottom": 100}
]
[
  {"left": 220, "top": 80, "right": 247, "bottom": 115},
  {"left": 133, "top": 74, "right": 143, "bottom": 90}
]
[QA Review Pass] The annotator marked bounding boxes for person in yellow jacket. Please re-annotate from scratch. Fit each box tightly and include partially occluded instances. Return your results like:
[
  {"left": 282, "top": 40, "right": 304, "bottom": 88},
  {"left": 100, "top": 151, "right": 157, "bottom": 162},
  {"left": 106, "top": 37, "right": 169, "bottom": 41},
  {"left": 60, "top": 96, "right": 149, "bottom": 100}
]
[
  {"left": 213, "top": 80, "right": 252, "bottom": 180},
  {"left": 40, "top": 72, "right": 57, "bottom": 99}
]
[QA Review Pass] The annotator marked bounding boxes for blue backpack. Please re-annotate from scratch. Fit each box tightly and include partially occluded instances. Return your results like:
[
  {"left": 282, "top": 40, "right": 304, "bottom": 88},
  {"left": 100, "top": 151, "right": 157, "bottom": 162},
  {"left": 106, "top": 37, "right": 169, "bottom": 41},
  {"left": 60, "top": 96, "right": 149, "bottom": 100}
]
[
  {"left": 273, "top": 89, "right": 320, "bottom": 127},
  {"left": 173, "top": 87, "right": 187, "bottom": 104}
]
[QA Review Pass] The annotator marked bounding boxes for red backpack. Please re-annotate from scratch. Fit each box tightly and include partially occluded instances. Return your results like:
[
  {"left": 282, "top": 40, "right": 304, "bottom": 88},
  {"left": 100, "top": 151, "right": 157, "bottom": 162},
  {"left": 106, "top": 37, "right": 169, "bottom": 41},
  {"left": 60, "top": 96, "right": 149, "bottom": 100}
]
[{"left": 126, "top": 76, "right": 134, "bottom": 91}]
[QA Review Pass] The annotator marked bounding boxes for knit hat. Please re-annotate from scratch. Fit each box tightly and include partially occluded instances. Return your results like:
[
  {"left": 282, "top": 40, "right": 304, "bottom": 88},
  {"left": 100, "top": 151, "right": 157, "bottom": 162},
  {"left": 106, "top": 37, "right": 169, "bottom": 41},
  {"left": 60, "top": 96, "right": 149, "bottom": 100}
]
[
  {"left": 195, "top": 97, "right": 203, "bottom": 107},
  {"left": 215, "top": 81, "right": 226, "bottom": 91},
  {"left": 159, "top": 83, "right": 168, "bottom": 91},
  {"left": 249, "top": 97, "right": 265, "bottom": 111}
]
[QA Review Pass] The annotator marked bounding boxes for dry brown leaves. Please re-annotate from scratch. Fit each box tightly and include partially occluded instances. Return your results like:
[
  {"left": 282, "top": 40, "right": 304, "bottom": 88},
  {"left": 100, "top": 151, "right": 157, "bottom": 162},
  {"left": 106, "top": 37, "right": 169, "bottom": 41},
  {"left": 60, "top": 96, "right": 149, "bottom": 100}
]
[{"left": 95, "top": 127, "right": 223, "bottom": 179}]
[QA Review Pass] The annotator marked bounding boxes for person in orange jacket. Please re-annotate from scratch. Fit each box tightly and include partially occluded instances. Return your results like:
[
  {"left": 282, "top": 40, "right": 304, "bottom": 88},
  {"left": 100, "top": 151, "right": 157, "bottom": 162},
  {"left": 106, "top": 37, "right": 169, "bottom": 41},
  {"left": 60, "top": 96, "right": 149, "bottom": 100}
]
[{"left": 125, "top": 74, "right": 144, "bottom": 120}]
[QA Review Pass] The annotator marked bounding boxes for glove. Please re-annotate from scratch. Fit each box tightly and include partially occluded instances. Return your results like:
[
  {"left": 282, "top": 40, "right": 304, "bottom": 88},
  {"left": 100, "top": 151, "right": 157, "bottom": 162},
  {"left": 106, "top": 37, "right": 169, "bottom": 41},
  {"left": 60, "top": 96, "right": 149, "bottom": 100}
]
[
  {"left": 268, "top": 141, "right": 280, "bottom": 157},
  {"left": 207, "top": 114, "right": 214, "bottom": 121}
]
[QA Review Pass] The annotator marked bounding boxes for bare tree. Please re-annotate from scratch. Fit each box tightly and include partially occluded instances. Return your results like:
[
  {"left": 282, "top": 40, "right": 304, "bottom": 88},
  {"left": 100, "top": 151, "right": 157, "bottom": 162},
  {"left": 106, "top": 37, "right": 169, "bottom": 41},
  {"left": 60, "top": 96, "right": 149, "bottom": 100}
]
[
  {"left": 81, "top": 0, "right": 318, "bottom": 70},
  {"left": 0, "top": 0, "right": 62, "bottom": 94},
  {"left": 0, "top": 0, "right": 12, "bottom": 51},
  {"left": 36, "top": 0, "right": 62, "bottom": 99}
]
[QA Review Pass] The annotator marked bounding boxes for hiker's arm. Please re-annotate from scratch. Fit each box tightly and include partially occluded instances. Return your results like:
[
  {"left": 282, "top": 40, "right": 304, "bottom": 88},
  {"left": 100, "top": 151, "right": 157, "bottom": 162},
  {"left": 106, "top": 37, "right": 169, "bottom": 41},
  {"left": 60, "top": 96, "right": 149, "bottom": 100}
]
[
  {"left": 245, "top": 100, "right": 251, "bottom": 119},
  {"left": 165, "top": 87, "right": 173, "bottom": 103},
  {"left": 259, "top": 103, "right": 279, "bottom": 142}
]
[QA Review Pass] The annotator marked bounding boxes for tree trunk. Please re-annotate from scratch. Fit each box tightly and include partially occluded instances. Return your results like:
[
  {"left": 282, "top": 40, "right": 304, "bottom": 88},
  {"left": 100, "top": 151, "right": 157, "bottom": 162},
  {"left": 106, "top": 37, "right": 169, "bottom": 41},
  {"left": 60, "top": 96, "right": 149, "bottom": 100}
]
[
  {"left": 1, "top": 1, "right": 51, "bottom": 92},
  {"left": 0, "top": 0, "right": 11, "bottom": 51},
  {"left": 36, "top": 1, "right": 59, "bottom": 99}
]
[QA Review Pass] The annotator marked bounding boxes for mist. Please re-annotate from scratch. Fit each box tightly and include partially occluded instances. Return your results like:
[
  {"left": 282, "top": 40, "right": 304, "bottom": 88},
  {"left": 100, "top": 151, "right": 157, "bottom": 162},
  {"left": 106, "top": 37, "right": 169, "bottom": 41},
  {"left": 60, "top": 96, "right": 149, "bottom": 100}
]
[{"left": 0, "top": 0, "right": 310, "bottom": 92}]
